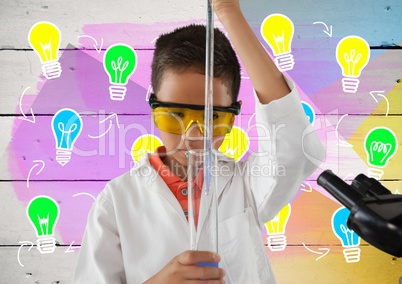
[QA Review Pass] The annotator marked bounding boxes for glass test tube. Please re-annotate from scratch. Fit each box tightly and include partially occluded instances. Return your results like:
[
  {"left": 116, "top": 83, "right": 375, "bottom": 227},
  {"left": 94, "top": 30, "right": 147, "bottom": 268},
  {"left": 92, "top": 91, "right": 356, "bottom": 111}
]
[{"left": 187, "top": 149, "right": 219, "bottom": 267}]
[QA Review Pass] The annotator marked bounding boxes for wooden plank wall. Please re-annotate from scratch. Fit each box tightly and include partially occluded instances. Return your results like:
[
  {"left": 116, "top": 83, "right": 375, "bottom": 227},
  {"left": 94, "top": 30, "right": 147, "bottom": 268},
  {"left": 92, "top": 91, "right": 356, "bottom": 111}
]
[{"left": 1, "top": 0, "right": 402, "bottom": 283}]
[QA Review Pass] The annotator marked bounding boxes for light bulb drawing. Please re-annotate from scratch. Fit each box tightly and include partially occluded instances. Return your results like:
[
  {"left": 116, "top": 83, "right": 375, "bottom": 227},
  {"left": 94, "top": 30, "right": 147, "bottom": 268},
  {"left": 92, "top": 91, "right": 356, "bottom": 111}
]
[
  {"left": 364, "top": 126, "right": 398, "bottom": 180},
  {"left": 51, "top": 108, "right": 83, "bottom": 166},
  {"left": 261, "top": 13, "right": 295, "bottom": 72},
  {"left": 28, "top": 21, "right": 62, "bottom": 79},
  {"left": 336, "top": 36, "right": 370, "bottom": 93},
  {"left": 301, "top": 101, "right": 316, "bottom": 125},
  {"left": 104, "top": 43, "right": 137, "bottom": 101},
  {"left": 131, "top": 134, "right": 163, "bottom": 164},
  {"left": 265, "top": 203, "right": 291, "bottom": 251},
  {"left": 332, "top": 207, "right": 361, "bottom": 263},
  {"left": 218, "top": 126, "right": 250, "bottom": 162},
  {"left": 26, "top": 195, "right": 60, "bottom": 254}
]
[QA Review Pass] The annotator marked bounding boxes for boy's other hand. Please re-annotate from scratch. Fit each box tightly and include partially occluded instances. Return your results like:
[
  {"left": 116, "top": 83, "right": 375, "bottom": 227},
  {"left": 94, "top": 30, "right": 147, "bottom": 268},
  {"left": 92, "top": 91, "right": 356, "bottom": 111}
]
[{"left": 144, "top": 250, "right": 225, "bottom": 283}]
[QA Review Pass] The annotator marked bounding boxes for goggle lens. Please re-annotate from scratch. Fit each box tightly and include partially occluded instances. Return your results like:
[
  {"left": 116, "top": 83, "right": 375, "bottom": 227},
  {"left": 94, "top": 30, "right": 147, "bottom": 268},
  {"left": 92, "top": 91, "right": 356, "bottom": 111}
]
[{"left": 152, "top": 107, "right": 235, "bottom": 136}]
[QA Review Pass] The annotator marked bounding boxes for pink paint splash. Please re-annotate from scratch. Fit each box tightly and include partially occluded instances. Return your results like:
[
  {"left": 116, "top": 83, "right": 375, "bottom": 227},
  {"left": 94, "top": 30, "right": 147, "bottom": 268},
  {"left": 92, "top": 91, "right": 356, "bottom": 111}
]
[{"left": 9, "top": 22, "right": 392, "bottom": 246}]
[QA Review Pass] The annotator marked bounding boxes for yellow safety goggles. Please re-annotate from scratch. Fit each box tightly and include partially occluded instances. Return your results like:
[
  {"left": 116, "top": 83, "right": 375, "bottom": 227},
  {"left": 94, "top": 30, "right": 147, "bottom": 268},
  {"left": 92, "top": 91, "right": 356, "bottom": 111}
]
[{"left": 149, "top": 94, "right": 241, "bottom": 136}]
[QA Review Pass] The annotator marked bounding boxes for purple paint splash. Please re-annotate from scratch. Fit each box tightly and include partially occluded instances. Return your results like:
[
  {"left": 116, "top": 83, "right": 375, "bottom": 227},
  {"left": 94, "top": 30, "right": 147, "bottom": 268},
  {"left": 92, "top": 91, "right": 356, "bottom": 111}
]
[{"left": 9, "top": 22, "right": 394, "bottom": 245}]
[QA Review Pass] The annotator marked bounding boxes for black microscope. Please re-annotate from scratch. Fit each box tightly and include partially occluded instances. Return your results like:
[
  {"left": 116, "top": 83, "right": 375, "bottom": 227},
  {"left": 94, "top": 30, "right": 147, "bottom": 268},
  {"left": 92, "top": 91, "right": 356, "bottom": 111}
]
[{"left": 317, "top": 170, "right": 402, "bottom": 257}]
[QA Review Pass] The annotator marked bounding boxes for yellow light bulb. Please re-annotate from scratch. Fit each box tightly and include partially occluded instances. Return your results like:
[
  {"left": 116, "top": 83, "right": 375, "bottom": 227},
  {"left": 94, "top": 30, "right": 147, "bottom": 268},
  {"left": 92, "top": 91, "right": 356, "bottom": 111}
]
[
  {"left": 264, "top": 203, "right": 291, "bottom": 251},
  {"left": 131, "top": 134, "right": 163, "bottom": 164},
  {"left": 218, "top": 126, "right": 249, "bottom": 162},
  {"left": 336, "top": 35, "right": 370, "bottom": 93},
  {"left": 261, "top": 13, "right": 295, "bottom": 71},
  {"left": 28, "top": 21, "right": 62, "bottom": 79}
]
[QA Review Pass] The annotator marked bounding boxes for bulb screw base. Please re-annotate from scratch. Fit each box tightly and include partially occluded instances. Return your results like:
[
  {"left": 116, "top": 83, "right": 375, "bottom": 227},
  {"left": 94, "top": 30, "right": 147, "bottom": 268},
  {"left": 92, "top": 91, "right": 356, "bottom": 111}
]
[
  {"left": 56, "top": 149, "right": 72, "bottom": 166},
  {"left": 367, "top": 168, "right": 384, "bottom": 180},
  {"left": 37, "top": 236, "right": 57, "bottom": 254},
  {"left": 342, "top": 77, "right": 360, "bottom": 93},
  {"left": 267, "top": 234, "right": 287, "bottom": 251},
  {"left": 42, "top": 61, "right": 62, "bottom": 79},
  {"left": 343, "top": 247, "right": 361, "bottom": 263},
  {"left": 274, "top": 54, "right": 295, "bottom": 72},
  {"left": 109, "top": 85, "right": 127, "bottom": 101}
]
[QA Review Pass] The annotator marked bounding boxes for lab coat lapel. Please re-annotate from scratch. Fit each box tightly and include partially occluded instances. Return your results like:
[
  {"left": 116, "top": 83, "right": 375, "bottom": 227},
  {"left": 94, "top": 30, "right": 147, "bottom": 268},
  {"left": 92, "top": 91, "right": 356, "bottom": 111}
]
[
  {"left": 135, "top": 153, "right": 235, "bottom": 245},
  {"left": 137, "top": 155, "right": 189, "bottom": 228}
]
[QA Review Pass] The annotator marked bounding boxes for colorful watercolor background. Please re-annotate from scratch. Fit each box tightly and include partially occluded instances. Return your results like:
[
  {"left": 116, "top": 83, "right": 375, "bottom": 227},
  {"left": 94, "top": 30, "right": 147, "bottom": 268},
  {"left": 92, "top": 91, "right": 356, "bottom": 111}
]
[{"left": 2, "top": 0, "right": 402, "bottom": 283}]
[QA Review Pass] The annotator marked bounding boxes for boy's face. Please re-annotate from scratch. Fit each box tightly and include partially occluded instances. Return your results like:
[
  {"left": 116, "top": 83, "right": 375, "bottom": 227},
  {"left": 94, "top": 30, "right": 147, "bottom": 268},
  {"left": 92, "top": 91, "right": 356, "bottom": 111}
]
[{"left": 155, "top": 69, "right": 233, "bottom": 166}]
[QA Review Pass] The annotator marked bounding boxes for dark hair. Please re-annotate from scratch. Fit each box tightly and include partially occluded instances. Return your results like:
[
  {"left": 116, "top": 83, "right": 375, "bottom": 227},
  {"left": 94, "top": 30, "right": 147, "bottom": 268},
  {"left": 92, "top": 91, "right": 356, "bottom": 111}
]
[{"left": 151, "top": 24, "right": 241, "bottom": 103}]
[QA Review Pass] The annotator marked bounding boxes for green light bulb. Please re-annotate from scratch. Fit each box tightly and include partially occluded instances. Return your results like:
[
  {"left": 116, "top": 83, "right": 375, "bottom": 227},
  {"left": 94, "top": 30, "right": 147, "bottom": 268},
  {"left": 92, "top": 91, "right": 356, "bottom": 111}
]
[
  {"left": 364, "top": 126, "right": 398, "bottom": 179},
  {"left": 26, "top": 195, "right": 60, "bottom": 254},
  {"left": 103, "top": 43, "right": 137, "bottom": 101}
]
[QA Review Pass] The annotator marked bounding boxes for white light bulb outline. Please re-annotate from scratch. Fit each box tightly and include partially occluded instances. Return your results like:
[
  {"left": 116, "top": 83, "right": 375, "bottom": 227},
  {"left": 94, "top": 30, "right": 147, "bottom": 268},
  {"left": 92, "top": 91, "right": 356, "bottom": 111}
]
[
  {"left": 219, "top": 126, "right": 250, "bottom": 162},
  {"left": 301, "top": 101, "right": 316, "bottom": 126},
  {"left": 261, "top": 13, "right": 294, "bottom": 56},
  {"left": 267, "top": 214, "right": 282, "bottom": 234},
  {"left": 104, "top": 43, "right": 138, "bottom": 86},
  {"left": 343, "top": 49, "right": 362, "bottom": 77},
  {"left": 57, "top": 122, "right": 78, "bottom": 149},
  {"left": 37, "top": 212, "right": 51, "bottom": 235},
  {"left": 40, "top": 40, "right": 54, "bottom": 62},
  {"left": 336, "top": 35, "right": 370, "bottom": 78},
  {"left": 111, "top": 56, "right": 129, "bottom": 84},
  {"left": 364, "top": 126, "right": 398, "bottom": 169},
  {"left": 339, "top": 224, "right": 359, "bottom": 247},
  {"left": 26, "top": 195, "right": 60, "bottom": 238},
  {"left": 52, "top": 108, "right": 83, "bottom": 151},
  {"left": 131, "top": 134, "right": 163, "bottom": 163},
  {"left": 28, "top": 21, "right": 62, "bottom": 64},
  {"left": 265, "top": 204, "right": 291, "bottom": 235},
  {"left": 272, "top": 30, "right": 286, "bottom": 54},
  {"left": 332, "top": 207, "right": 360, "bottom": 247},
  {"left": 369, "top": 141, "right": 392, "bottom": 164}
]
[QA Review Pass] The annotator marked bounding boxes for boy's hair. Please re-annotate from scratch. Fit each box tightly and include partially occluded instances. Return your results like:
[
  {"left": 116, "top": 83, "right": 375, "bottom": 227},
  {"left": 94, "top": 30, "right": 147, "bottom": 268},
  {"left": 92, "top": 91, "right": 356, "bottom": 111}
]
[{"left": 151, "top": 24, "right": 241, "bottom": 103}]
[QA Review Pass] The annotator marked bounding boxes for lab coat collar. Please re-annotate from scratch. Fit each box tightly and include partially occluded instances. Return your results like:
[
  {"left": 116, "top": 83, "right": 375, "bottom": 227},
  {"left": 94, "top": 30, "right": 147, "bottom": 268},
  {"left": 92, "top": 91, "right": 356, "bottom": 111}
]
[
  {"left": 134, "top": 151, "right": 235, "bottom": 199},
  {"left": 133, "top": 151, "right": 235, "bottom": 244},
  {"left": 133, "top": 152, "right": 235, "bottom": 214}
]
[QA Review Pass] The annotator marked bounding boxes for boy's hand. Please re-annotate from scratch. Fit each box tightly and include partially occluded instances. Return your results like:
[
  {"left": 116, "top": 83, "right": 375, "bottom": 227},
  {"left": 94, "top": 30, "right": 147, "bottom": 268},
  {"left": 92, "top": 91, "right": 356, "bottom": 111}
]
[
  {"left": 212, "top": 0, "right": 290, "bottom": 102},
  {"left": 144, "top": 250, "right": 225, "bottom": 283},
  {"left": 211, "top": 0, "right": 241, "bottom": 20}
]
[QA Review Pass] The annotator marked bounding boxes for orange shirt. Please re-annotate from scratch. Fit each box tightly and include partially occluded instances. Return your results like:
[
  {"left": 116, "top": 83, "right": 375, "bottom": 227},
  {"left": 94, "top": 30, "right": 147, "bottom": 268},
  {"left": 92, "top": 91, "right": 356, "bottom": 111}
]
[{"left": 149, "top": 146, "right": 202, "bottom": 223}]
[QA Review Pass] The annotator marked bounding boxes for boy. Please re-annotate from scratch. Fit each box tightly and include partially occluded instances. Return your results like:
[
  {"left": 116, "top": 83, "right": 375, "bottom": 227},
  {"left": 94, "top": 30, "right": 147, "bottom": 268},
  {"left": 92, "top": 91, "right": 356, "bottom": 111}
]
[{"left": 73, "top": 0, "right": 325, "bottom": 283}]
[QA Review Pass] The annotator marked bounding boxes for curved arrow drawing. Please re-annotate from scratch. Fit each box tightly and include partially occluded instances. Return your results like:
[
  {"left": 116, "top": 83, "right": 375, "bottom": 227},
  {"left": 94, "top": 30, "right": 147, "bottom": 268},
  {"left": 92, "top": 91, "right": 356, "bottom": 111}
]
[
  {"left": 145, "top": 85, "right": 153, "bottom": 101},
  {"left": 89, "top": 120, "right": 112, "bottom": 139},
  {"left": 88, "top": 113, "right": 120, "bottom": 139},
  {"left": 77, "top": 34, "right": 104, "bottom": 53},
  {"left": 302, "top": 242, "right": 330, "bottom": 261},
  {"left": 27, "top": 160, "right": 45, "bottom": 188},
  {"left": 300, "top": 182, "right": 312, "bottom": 192},
  {"left": 18, "top": 241, "right": 34, "bottom": 267},
  {"left": 73, "top": 192, "right": 96, "bottom": 202},
  {"left": 343, "top": 174, "right": 354, "bottom": 181},
  {"left": 18, "top": 87, "right": 36, "bottom": 123},
  {"left": 369, "top": 91, "right": 389, "bottom": 116},
  {"left": 65, "top": 241, "right": 76, "bottom": 253},
  {"left": 240, "top": 71, "right": 250, "bottom": 80},
  {"left": 336, "top": 114, "right": 353, "bottom": 147},
  {"left": 313, "top": 21, "right": 333, "bottom": 37},
  {"left": 247, "top": 113, "right": 256, "bottom": 129}
]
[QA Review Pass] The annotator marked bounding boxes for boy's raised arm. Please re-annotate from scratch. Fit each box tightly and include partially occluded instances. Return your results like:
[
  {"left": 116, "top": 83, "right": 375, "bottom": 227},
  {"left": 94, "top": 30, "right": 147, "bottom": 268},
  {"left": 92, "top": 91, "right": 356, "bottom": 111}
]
[{"left": 212, "top": 0, "right": 290, "bottom": 104}]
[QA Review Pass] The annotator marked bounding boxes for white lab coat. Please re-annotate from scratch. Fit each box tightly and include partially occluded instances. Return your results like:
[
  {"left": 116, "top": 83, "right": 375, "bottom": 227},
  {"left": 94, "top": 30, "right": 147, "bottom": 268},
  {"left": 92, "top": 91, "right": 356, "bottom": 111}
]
[{"left": 73, "top": 78, "right": 325, "bottom": 283}]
